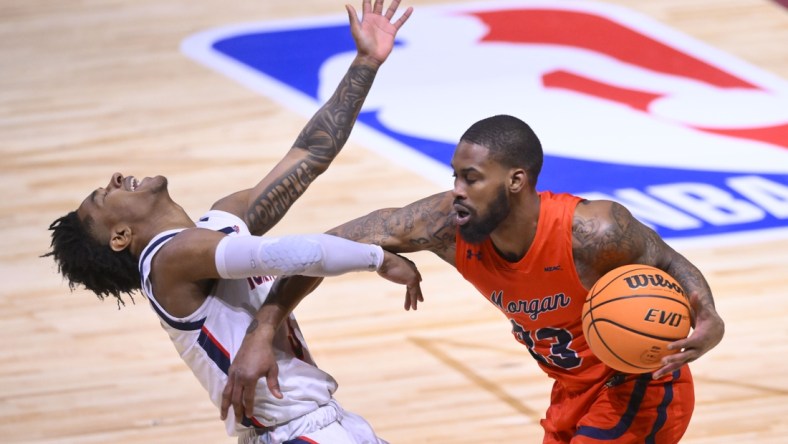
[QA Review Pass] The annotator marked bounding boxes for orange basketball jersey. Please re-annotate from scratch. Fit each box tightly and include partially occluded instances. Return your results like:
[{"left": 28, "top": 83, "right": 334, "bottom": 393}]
[{"left": 455, "top": 191, "right": 614, "bottom": 392}]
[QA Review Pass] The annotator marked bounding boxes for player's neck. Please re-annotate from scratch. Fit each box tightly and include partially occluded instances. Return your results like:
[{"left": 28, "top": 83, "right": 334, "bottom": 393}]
[
  {"left": 129, "top": 204, "right": 195, "bottom": 257},
  {"left": 490, "top": 192, "right": 540, "bottom": 262}
]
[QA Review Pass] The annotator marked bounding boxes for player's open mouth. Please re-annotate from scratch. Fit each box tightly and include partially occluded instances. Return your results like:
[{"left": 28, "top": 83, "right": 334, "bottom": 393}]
[
  {"left": 124, "top": 176, "right": 140, "bottom": 191},
  {"left": 453, "top": 204, "right": 471, "bottom": 226}
]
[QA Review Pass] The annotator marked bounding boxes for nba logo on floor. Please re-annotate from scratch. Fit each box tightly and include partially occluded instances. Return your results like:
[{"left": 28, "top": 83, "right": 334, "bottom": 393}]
[{"left": 182, "top": 0, "right": 788, "bottom": 247}]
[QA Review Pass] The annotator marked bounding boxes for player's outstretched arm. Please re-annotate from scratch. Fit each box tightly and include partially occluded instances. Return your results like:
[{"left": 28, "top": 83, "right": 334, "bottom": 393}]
[
  {"left": 220, "top": 191, "right": 459, "bottom": 424},
  {"left": 212, "top": 0, "right": 413, "bottom": 236},
  {"left": 327, "top": 191, "right": 458, "bottom": 261}
]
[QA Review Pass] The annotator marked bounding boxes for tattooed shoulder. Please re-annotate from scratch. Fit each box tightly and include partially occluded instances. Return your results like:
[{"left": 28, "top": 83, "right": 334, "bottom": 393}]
[{"left": 572, "top": 200, "right": 649, "bottom": 271}]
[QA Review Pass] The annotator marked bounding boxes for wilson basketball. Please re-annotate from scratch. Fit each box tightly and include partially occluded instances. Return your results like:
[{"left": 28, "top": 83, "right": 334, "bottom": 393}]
[{"left": 582, "top": 264, "right": 692, "bottom": 374}]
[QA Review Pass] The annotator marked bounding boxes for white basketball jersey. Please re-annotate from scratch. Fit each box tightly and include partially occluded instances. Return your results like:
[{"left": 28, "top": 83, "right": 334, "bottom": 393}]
[{"left": 138, "top": 210, "right": 337, "bottom": 437}]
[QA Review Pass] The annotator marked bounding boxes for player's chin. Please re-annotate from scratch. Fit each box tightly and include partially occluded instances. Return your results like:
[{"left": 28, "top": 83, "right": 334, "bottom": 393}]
[
  {"left": 458, "top": 225, "right": 488, "bottom": 245},
  {"left": 147, "top": 175, "right": 169, "bottom": 192}
]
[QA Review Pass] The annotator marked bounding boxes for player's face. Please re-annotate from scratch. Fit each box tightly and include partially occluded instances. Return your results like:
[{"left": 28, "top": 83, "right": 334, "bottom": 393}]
[
  {"left": 451, "top": 141, "right": 512, "bottom": 244},
  {"left": 76, "top": 172, "right": 169, "bottom": 243}
]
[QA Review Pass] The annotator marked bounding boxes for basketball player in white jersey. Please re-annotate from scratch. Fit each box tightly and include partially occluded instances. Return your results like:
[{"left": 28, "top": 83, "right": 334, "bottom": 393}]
[{"left": 44, "top": 1, "right": 418, "bottom": 443}]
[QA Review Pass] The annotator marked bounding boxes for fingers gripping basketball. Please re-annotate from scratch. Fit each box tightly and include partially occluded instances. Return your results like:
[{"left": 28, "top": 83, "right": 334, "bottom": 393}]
[{"left": 582, "top": 265, "right": 692, "bottom": 374}]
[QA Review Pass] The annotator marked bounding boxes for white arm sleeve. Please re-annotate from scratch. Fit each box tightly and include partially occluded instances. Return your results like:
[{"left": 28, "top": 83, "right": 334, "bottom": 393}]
[{"left": 214, "top": 234, "right": 385, "bottom": 279}]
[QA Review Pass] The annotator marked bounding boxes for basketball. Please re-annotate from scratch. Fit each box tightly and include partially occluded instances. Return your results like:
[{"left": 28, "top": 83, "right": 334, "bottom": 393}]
[{"left": 582, "top": 264, "right": 692, "bottom": 374}]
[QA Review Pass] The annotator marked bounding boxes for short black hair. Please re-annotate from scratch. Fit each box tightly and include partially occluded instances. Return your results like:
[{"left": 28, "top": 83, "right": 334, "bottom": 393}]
[
  {"left": 460, "top": 115, "right": 543, "bottom": 186},
  {"left": 43, "top": 211, "right": 139, "bottom": 307}
]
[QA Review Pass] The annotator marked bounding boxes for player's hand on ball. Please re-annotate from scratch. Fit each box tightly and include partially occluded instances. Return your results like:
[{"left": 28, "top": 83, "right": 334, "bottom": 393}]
[{"left": 653, "top": 291, "right": 725, "bottom": 379}]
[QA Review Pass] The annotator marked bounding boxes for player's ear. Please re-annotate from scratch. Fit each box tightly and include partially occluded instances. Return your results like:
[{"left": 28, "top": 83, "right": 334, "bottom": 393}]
[
  {"left": 110, "top": 225, "right": 132, "bottom": 252},
  {"left": 509, "top": 168, "right": 527, "bottom": 193}
]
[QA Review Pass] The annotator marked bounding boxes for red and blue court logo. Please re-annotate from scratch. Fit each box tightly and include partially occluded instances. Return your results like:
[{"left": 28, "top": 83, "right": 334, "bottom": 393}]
[{"left": 182, "top": 0, "right": 788, "bottom": 247}]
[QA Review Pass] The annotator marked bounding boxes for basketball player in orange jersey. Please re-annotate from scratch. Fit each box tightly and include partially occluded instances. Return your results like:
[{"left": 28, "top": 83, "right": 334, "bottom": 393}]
[
  {"left": 223, "top": 114, "right": 725, "bottom": 443},
  {"left": 44, "top": 1, "right": 422, "bottom": 442}
]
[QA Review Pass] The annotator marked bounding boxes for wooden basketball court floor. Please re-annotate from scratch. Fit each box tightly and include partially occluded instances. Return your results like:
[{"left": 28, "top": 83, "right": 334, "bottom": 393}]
[{"left": 2, "top": 0, "right": 787, "bottom": 442}]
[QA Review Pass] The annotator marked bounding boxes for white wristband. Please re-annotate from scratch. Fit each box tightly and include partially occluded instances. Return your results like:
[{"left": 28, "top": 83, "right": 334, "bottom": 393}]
[{"left": 214, "top": 234, "right": 384, "bottom": 279}]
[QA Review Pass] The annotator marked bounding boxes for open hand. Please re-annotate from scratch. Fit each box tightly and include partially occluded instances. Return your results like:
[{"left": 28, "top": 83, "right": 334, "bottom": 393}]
[{"left": 347, "top": 0, "right": 413, "bottom": 65}]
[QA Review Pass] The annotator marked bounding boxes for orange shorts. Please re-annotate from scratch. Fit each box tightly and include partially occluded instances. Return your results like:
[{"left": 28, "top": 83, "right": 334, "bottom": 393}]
[{"left": 541, "top": 366, "right": 694, "bottom": 444}]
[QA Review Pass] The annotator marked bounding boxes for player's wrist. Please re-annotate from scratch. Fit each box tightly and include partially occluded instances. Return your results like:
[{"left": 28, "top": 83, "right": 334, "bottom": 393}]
[
  {"left": 250, "top": 305, "right": 286, "bottom": 338},
  {"left": 353, "top": 54, "right": 384, "bottom": 70},
  {"left": 376, "top": 249, "right": 395, "bottom": 274}
]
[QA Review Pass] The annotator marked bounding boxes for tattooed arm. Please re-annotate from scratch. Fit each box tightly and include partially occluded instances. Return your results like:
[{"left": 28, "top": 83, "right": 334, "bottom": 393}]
[
  {"left": 247, "top": 190, "right": 456, "bottom": 338},
  {"left": 221, "top": 191, "right": 452, "bottom": 420},
  {"left": 327, "top": 191, "right": 458, "bottom": 261},
  {"left": 573, "top": 199, "right": 724, "bottom": 379},
  {"left": 218, "top": 0, "right": 417, "bottom": 423},
  {"left": 211, "top": 0, "right": 413, "bottom": 235}
]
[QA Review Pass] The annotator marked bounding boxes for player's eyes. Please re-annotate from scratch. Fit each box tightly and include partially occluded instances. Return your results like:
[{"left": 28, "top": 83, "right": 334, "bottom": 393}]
[{"left": 451, "top": 172, "right": 478, "bottom": 185}]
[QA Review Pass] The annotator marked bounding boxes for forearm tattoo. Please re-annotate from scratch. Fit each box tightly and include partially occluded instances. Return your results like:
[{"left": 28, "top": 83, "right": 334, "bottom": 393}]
[
  {"left": 293, "top": 64, "right": 378, "bottom": 166},
  {"left": 664, "top": 254, "right": 716, "bottom": 312},
  {"left": 246, "top": 63, "right": 378, "bottom": 234},
  {"left": 247, "top": 161, "right": 317, "bottom": 233}
]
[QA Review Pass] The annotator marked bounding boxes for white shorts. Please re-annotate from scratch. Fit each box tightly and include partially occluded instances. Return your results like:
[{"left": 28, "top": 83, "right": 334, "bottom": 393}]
[{"left": 238, "top": 399, "right": 388, "bottom": 444}]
